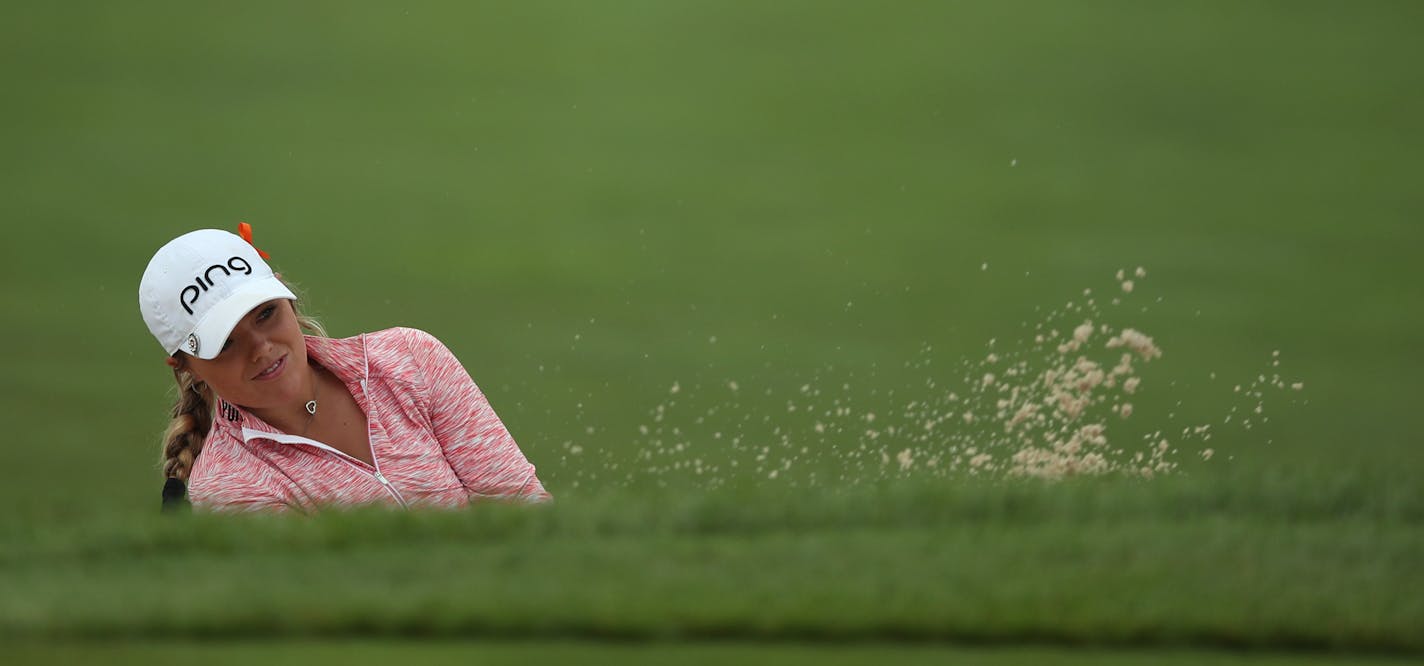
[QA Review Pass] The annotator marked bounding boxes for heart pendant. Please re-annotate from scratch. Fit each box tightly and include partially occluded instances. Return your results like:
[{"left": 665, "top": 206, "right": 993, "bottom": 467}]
[{"left": 305, "top": 400, "right": 317, "bottom": 415}]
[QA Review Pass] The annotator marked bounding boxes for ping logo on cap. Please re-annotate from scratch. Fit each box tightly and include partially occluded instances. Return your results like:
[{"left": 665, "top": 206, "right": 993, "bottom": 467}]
[{"left": 179, "top": 257, "right": 253, "bottom": 315}]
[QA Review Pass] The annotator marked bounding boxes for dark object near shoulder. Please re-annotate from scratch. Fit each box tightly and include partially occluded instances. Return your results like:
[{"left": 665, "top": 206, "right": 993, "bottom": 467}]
[{"left": 161, "top": 478, "right": 190, "bottom": 513}]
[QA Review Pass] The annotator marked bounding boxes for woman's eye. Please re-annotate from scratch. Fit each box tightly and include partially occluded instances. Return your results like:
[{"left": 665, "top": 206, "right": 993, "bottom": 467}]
[{"left": 258, "top": 305, "right": 276, "bottom": 321}]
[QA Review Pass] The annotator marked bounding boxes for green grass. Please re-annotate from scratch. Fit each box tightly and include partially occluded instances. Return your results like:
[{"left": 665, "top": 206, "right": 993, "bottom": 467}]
[
  {"left": 3, "top": 477, "right": 1420, "bottom": 650},
  {"left": 6, "top": 641, "right": 1420, "bottom": 666},
  {"left": 1, "top": 0, "right": 1421, "bottom": 657}
]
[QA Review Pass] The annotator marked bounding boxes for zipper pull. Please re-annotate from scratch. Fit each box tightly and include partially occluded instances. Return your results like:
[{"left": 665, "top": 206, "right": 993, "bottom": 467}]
[{"left": 370, "top": 469, "right": 408, "bottom": 508}]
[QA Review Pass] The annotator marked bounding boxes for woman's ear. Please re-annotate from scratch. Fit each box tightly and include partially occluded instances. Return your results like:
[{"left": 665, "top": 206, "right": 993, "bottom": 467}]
[{"left": 165, "top": 356, "right": 181, "bottom": 370}]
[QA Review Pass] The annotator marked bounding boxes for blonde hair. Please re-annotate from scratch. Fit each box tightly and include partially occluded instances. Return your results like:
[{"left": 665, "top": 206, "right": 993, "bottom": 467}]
[{"left": 160, "top": 298, "right": 326, "bottom": 482}]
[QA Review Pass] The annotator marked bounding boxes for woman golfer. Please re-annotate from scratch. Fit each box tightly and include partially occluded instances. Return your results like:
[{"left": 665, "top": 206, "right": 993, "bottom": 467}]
[{"left": 139, "top": 226, "right": 550, "bottom": 512}]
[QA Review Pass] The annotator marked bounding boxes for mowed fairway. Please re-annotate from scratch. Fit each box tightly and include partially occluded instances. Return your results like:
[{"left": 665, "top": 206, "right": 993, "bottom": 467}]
[{"left": 0, "top": 1, "right": 1420, "bottom": 663}]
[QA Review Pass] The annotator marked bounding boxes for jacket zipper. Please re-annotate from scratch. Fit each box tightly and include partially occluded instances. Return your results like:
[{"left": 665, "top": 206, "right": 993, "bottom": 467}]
[
  {"left": 247, "top": 429, "right": 409, "bottom": 508},
  {"left": 369, "top": 467, "right": 409, "bottom": 507},
  {"left": 354, "top": 380, "right": 407, "bottom": 507},
  {"left": 330, "top": 452, "right": 408, "bottom": 508}
]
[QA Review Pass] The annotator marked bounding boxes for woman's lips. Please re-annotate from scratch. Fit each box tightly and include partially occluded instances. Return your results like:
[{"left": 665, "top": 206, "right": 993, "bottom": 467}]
[{"left": 253, "top": 354, "right": 287, "bottom": 381}]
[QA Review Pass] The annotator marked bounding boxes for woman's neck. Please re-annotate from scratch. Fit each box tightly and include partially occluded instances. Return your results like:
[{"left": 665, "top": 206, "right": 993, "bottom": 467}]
[{"left": 249, "top": 362, "right": 322, "bottom": 436}]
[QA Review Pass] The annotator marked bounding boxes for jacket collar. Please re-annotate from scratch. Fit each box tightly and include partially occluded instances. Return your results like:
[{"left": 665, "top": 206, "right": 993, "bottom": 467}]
[{"left": 304, "top": 333, "right": 370, "bottom": 386}]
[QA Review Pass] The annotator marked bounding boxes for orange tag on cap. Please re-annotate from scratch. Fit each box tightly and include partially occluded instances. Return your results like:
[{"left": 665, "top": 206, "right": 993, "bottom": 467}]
[{"left": 237, "top": 222, "right": 271, "bottom": 260}]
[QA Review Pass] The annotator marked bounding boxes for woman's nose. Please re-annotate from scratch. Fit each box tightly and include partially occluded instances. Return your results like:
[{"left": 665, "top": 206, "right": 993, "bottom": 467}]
[{"left": 241, "top": 327, "right": 273, "bottom": 360}]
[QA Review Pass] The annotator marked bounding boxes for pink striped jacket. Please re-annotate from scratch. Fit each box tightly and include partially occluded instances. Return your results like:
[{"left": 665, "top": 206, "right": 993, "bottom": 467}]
[{"left": 187, "top": 327, "right": 549, "bottom": 512}]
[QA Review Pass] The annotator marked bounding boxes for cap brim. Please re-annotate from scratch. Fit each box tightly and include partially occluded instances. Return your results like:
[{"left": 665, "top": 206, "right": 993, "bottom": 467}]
[{"left": 184, "top": 277, "right": 298, "bottom": 359}]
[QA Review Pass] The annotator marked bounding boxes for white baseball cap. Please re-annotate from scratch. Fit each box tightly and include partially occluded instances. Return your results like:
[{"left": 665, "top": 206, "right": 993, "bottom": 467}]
[{"left": 139, "top": 228, "right": 297, "bottom": 359}]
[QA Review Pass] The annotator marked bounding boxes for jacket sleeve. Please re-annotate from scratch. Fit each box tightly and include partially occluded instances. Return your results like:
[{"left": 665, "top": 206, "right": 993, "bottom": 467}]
[
  {"left": 407, "top": 329, "right": 551, "bottom": 503},
  {"left": 186, "top": 439, "right": 300, "bottom": 513},
  {"left": 188, "top": 474, "right": 297, "bottom": 514}
]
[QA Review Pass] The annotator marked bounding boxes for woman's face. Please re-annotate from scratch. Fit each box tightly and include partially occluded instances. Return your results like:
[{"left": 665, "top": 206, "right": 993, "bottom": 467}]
[{"left": 176, "top": 299, "right": 310, "bottom": 410}]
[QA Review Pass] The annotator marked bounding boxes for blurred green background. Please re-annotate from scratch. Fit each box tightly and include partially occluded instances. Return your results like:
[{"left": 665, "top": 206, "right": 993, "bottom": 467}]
[{"left": 1, "top": 0, "right": 1421, "bottom": 661}]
